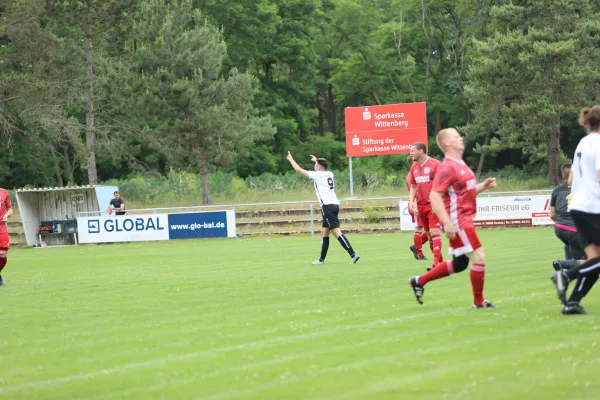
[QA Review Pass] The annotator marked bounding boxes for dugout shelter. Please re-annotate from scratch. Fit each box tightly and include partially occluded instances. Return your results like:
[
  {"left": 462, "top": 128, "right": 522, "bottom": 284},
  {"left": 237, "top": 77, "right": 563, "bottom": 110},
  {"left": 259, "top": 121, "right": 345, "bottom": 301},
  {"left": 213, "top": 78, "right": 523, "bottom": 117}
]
[{"left": 15, "top": 185, "right": 118, "bottom": 247}]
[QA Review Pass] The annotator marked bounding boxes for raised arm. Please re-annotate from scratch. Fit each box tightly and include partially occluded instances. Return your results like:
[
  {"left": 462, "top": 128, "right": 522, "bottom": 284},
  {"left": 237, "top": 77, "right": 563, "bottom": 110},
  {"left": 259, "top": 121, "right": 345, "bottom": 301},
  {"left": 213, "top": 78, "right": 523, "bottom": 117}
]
[{"left": 287, "top": 152, "right": 310, "bottom": 177}]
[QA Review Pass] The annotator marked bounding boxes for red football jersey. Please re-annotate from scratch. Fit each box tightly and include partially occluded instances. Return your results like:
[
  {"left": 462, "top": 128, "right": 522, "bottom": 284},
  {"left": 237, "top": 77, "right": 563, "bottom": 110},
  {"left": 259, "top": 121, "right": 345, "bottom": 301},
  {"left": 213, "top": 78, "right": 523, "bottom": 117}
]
[
  {"left": 0, "top": 188, "right": 12, "bottom": 234},
  {"left": 407, "top": 157, "right": 441, "bottom": 205},
  {"left": 432, "top": 157, "right": 477, "bottom": 229}
]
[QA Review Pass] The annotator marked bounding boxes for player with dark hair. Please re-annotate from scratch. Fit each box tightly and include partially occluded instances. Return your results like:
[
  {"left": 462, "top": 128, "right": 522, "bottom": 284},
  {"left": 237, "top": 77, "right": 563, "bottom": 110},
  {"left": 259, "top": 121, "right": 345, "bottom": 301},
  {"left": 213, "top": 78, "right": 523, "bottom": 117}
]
[
  {"left": 0, "top": 187, "right": 14, "bottom": 286},
  {"left": 409, "top": 128, "right": 497, "bottom": 308},
  {"left": 108, "top": 191, "right": 126, "bottom": 216},
  {"left": 287, "top": 152, "right": 360, "bottom": 265},
  {"left": 552, "top": 106, "right": 600, "bottom": 314},
  {"left": 407, "top": 141, "right": 443, "bottom": 269},
  {"left": 406, "top": 155, "right": 429, "bottom": 260}
]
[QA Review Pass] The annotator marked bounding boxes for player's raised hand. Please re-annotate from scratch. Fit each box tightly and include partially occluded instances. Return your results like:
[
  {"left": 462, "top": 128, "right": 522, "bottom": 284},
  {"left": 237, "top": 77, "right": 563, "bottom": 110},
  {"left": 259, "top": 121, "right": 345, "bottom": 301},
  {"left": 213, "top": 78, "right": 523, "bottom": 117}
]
[
  {"left": 310, "top": 154, "right": 317, "bottom": 163},
  {"left": 443, "top": 221, "right": 456, "bottom": 240},
  {"left": 286, "top": 151, "right": 294, "bottom": 162},
  {"left": 484, "top": 177, "right": 497, "bottom": 189}
]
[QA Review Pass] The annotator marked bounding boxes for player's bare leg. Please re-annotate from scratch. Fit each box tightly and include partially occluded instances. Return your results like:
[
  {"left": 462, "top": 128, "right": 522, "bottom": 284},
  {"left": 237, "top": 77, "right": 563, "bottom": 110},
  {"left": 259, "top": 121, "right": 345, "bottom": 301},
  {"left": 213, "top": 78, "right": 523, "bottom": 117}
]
[
  {"left": 331, "top": 228, "right": 360, "bottom": 264},
  {"left": 312, "top": 228, "right": 331, "bottom": 265},
  {"left": 0, "top": 249, "right": 8, "bottom": 286}
]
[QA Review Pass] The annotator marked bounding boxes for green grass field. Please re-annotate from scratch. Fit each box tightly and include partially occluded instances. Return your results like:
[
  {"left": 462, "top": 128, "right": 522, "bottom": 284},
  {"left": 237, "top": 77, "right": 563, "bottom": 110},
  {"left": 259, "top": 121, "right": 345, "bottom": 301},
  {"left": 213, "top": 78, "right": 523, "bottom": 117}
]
[{"left": 1, "top": 228, "right": 598, "bottom": 400}]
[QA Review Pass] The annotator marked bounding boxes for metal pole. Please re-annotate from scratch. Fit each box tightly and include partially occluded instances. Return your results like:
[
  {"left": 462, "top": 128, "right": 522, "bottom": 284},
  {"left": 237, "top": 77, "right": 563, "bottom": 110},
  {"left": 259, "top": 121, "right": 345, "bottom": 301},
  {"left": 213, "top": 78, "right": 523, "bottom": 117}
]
[
  {"left": 233, "top": 206, "right": 237, "bottom": 239},
  {"left": 349, "top": 157, "right": 354, "bottom": 198},
  {"left": 310, "top": 203, "right": 315, "bottom": 238}
]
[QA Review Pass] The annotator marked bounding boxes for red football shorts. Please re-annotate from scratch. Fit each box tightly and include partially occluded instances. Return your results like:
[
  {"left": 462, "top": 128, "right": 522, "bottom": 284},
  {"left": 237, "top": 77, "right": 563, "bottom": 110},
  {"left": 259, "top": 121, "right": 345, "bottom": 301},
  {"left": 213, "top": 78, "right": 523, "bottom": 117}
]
[
  {"left": 448, "top": 224, "right": 482, "bottom": 257},
  {"left": 0, "top": 231, "right": 10, "bottom": 250},
  {"left": 417, "top": 204, "right": 440, "bottom": 232}
]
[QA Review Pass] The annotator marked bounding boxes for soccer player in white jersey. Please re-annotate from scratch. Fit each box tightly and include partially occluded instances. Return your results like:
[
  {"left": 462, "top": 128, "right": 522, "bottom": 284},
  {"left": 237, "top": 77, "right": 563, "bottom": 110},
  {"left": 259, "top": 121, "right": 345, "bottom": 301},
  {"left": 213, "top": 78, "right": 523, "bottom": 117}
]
[
  {"left": 552, "top": 106, "right": 600, "bottom": 315},
  {"left": 287, "top": 152, "right": 360, "bottom": 264}
]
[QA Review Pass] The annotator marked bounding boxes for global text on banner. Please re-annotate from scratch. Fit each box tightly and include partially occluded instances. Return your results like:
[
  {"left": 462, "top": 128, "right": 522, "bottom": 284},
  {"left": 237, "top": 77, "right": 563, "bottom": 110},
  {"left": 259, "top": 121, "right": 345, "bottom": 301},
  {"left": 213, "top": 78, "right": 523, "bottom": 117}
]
[
  {"left": 77, "top": 210, "right": 236, "bottom": 243},
  {"left": 77, "top": 214, "right": 169, "bottom": 243}
]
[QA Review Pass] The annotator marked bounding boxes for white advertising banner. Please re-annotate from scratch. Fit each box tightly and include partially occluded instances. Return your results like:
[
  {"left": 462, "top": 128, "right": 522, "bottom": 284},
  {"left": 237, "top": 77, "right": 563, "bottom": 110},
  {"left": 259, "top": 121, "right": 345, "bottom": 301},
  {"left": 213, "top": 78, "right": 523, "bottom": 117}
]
[
  {"left": 77, "top": 214, "right": 170, "bottom": 243},
  {"left": 77, "top": 210, "right": 236, "bottom": 244},
  {"left": 400, "top": 195, "right": 552, "bottom": 231}
]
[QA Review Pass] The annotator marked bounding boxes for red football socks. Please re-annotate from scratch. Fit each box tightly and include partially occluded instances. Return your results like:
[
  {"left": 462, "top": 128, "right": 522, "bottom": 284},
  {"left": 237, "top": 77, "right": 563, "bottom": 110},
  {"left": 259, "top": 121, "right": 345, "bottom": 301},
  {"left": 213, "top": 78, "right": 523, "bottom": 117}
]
[
  {"left": 413, "top": 232, "right": 424, "bottom": 257},
  {"left": 0, "top": 255, "right": 7, "bottom": 272},
  {"left": 420, "top": 260, "right": 454, "bottom": 285},
  {"left": 470, "top": 264, "right": 486, "bottom": 305},
  {"left": 432, "top": 235, "right": 444, "bottom": 266}
]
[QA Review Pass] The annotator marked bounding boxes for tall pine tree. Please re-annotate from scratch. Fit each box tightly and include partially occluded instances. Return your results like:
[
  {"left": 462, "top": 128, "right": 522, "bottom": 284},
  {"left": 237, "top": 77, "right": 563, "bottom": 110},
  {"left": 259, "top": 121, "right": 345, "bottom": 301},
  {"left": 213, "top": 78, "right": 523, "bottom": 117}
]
[{"left": 466, "top": 0, "right": 600, "bottom": 184}]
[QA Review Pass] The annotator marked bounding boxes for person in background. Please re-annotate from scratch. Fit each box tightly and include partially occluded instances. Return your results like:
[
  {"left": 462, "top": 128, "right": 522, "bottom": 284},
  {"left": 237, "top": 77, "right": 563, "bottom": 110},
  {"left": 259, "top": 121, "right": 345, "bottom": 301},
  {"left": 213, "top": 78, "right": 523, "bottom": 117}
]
[
  {"left": 0, "top": 187, "right": 14, "bottom": 286},
  {"left": 550, "top": 164, "right": 585, "bottom": 262},
  {"left": 409, "top": 128, "right": 497, "bottom": 309},
  {"left": 108, "top": 191, "right": 126, "bottom": 216},
  {"left": 407, "top": 142, "right": 444, "bottom": 270},
  {"left": 552, "top": 106, "right": 600, "bottom": 314},
  {"left": 406, "top": 155, "right": 429, "bottom": 260},
  {"left": 287, "top": 152, "right": 360, "bottom": 265}
]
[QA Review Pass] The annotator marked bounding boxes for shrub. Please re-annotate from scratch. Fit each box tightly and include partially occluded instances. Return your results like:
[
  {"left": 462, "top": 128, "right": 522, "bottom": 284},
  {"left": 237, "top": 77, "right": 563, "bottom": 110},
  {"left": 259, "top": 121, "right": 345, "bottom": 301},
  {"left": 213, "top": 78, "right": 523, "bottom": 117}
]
[{"left": 363, "top": 205, "right": 383, "bottom": 223}]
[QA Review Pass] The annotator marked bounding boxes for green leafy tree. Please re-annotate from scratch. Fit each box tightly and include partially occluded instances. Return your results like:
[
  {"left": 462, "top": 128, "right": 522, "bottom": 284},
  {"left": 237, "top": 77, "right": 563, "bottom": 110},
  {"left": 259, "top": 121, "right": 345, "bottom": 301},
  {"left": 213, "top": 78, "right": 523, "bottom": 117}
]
[
  {"left": 116, "top": 0, "right": 275, "bottom": 204},
  {"left": 466, "top": 0, "right": 600, "bottom": 184},
  {"left": 196, "top": 0, "right": 322, "bottom": 170},
  {"left": 43, "top": 0, "right": 136, "bottom": 184},
  {"left": 1, "top": 0, "right": 88, "bottom": 187}
]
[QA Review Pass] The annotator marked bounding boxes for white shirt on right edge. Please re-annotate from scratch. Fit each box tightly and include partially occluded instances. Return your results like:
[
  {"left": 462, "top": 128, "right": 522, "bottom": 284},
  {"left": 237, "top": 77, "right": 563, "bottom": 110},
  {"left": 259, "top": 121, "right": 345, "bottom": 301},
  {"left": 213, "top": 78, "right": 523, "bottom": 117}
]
[
  {"left": 307, "top": 171, "right": 340, "bottom": 205},
  {"left": 570, "top": 133, "right": 600, "bottom": 214}
]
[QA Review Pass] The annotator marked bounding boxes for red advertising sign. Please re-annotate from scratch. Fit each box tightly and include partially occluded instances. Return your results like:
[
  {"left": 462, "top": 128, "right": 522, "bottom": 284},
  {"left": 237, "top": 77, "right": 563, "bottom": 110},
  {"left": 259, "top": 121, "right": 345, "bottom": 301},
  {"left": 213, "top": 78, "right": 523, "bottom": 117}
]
[{"left": 344, "top": 102, "right": 427, "bottom": 157}]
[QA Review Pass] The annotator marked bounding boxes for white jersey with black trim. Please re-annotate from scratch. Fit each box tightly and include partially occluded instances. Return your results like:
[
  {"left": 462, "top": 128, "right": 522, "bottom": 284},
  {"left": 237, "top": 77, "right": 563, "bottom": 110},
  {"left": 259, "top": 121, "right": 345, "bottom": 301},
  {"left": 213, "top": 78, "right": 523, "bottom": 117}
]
[
  {"left": 307, "top": 171, "right": 340, "bottom": 205},
  {"left": 570, "top": 132, "right": 600, "bottom": 214}
]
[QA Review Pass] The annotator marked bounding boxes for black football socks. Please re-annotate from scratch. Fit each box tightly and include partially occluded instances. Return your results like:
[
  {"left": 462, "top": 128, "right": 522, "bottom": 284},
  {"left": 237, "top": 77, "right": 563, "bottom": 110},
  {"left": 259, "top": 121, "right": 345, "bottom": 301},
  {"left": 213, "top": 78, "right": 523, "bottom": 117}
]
[
  {"left": 320, "top": 237, "right": 330, "bottom": 261},
  {"left": 337, "top": 235, "right": 355, "bottom": 257}
]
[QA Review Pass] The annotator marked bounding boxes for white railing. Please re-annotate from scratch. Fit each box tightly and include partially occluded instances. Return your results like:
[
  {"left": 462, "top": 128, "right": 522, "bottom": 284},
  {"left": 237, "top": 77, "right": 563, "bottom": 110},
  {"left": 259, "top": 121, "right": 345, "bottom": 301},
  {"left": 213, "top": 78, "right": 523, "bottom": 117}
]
[{"left": 78, "top": 189, "right": 553, "bottom": 237}]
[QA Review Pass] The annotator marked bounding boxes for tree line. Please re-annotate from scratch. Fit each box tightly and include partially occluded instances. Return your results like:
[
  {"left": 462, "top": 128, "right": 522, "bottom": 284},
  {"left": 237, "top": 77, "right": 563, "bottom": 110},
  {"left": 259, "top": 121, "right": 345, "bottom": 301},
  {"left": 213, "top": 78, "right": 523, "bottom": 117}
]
[{"left": 1, "top": 0, "right": 599, "bottom": 202}]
